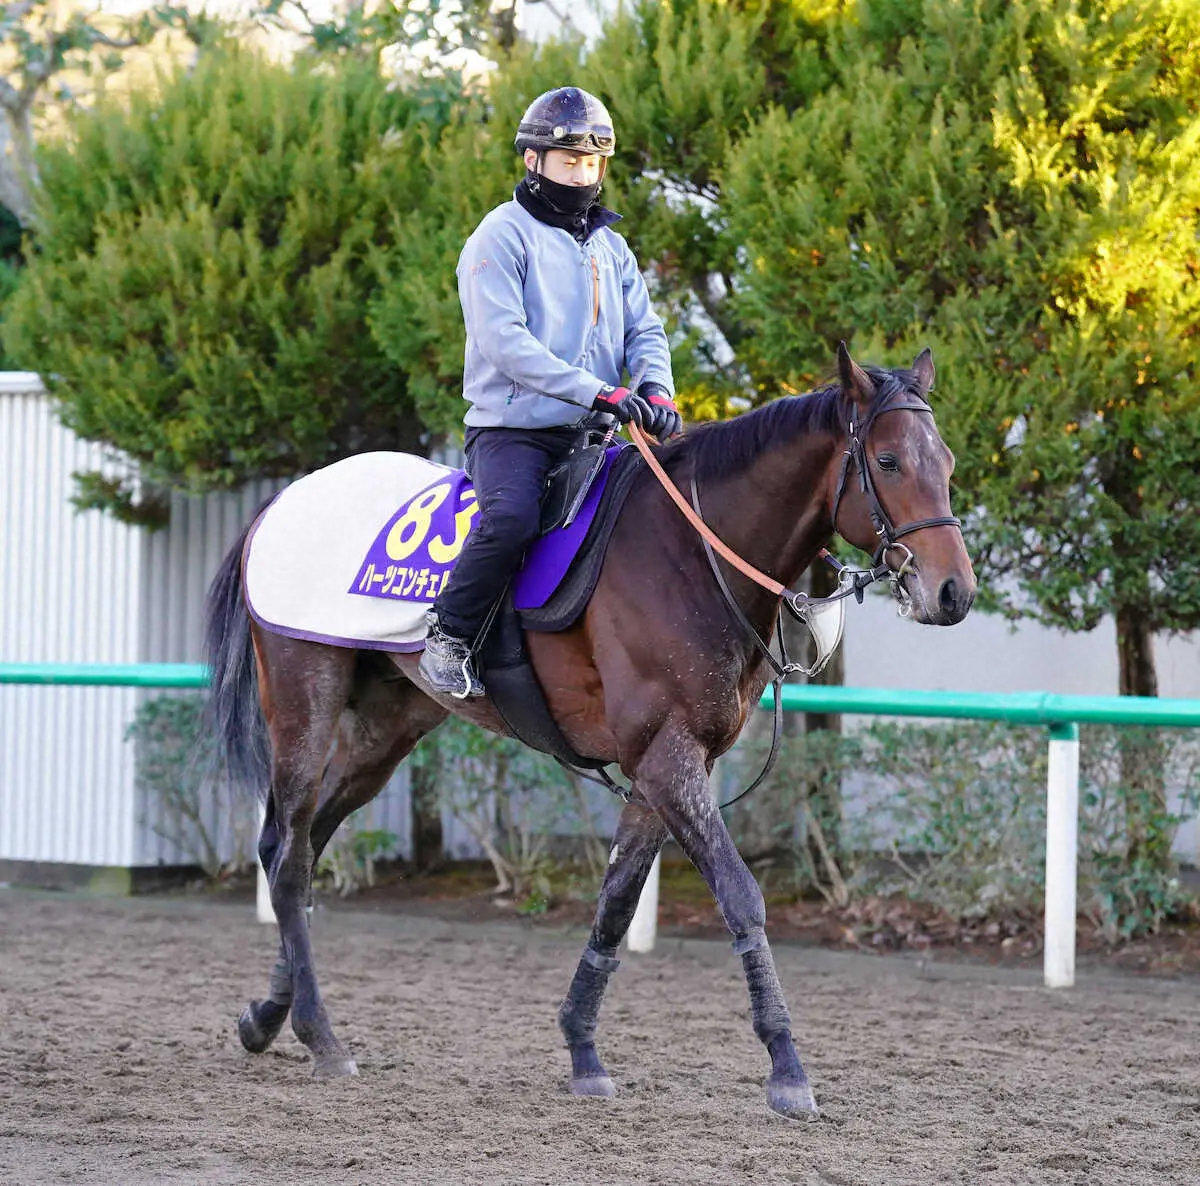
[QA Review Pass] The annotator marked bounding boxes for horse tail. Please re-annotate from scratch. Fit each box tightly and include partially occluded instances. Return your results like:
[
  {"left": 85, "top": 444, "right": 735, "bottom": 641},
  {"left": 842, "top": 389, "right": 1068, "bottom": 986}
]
[{"left": 204, "top": 506, "right": 271, "bottom": 799}]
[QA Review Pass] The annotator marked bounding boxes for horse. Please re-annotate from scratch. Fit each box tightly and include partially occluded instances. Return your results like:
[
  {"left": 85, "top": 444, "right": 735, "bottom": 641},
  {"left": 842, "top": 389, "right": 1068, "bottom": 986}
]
[{"left": 204, "top": 342, "right": 975, "bottom": 1119}]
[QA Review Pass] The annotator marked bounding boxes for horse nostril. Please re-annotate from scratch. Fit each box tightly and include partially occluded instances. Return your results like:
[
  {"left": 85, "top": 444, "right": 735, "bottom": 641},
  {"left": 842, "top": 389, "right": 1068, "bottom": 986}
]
[{"left": 938, "top": 578, "right": 960, "bottom": 617}]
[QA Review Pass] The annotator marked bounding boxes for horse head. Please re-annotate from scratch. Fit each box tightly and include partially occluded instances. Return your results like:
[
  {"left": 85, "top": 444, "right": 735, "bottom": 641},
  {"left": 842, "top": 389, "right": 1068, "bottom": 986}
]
[{"left": 831, "top": 342, "right": 976, "bottom": 626}]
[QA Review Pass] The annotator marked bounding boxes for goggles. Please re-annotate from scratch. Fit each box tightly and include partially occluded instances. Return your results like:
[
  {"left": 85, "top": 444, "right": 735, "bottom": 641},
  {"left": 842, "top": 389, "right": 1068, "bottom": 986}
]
[{"left": 525, "top": 120, "right": 616, "bottom": 154}]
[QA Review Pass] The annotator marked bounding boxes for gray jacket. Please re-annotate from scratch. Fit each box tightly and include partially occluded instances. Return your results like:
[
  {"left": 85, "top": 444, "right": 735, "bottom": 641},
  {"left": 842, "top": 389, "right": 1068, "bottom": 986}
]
[{"left": 457, "top": 198, "right": 674, "bottom": 429}]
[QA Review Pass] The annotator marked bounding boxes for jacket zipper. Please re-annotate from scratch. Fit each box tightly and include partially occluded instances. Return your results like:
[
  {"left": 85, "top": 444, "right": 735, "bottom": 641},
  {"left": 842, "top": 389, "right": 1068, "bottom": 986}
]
[{"left": 591, "top": 256, "right": 600, "bottom": 325}]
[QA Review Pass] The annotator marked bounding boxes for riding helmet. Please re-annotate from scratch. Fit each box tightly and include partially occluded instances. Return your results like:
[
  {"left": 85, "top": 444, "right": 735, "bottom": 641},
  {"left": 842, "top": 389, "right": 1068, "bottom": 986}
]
[{"left": 514, "top": 87, "right": 616, "bottom": 157}]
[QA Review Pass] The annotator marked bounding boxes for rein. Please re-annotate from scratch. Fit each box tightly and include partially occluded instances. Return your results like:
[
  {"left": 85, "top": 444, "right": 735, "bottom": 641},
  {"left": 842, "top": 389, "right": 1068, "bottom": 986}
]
[
  {"left": 628, "top": 389, "right": 962, "bottom": 613},
  {"left": 626, "top": 388, "right": 963, "bottom": 809}
]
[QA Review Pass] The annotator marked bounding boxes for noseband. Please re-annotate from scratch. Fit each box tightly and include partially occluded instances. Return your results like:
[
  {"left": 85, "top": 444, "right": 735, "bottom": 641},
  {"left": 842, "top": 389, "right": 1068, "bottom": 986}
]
[{"left": 829, "top": 386, "right": 963, "bottom": 580}]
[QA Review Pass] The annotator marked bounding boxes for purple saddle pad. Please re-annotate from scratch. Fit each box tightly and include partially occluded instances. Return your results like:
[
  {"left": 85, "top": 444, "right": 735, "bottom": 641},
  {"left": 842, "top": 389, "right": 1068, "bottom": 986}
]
[{"left": 349, "top": 447, "right": 620, "bottom": 613}]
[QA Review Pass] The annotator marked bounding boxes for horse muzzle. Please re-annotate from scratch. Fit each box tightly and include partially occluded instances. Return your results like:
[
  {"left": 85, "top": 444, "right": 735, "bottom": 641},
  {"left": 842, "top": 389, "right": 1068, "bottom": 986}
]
[{"left": 898, "top": 569, "right": 976, "bottom": 626}]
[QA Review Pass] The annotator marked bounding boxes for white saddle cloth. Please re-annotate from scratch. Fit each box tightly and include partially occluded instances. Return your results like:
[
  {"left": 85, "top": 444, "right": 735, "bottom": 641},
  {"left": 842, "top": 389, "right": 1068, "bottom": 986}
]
[{"left": 244, "top": 451, "right": 451, "bottom": 652}]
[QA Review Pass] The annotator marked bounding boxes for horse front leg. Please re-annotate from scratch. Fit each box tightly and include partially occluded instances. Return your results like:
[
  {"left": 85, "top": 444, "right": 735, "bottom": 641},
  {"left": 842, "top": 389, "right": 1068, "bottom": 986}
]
[
  {"left": 559, "top": 797, "right": 668, "bottom": 1097},
  {"left": 638, "top": 729, "right": 819, "bottom": 1121}
]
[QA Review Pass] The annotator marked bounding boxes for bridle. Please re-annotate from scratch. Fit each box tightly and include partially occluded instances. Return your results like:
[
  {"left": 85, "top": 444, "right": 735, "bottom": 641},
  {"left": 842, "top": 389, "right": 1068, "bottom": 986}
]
[
  {"left": 629, "top": 382, "right": 964, "bottom": 622},
  {"left": 828, "top": 383, "right": 962, "bottom": 590}
]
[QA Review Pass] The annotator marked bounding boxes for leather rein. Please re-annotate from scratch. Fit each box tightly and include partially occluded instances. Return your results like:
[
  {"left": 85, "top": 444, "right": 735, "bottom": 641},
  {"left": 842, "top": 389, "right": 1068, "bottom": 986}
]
[{"left": 626, "top": 387, "right": 963, "bottom": 809}]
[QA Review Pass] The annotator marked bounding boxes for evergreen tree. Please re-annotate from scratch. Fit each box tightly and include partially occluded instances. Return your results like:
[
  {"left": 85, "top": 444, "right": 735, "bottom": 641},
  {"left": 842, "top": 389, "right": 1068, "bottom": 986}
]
[
  {"left": 0, "top": 201, "right": 23, "bottom": 368},
  {"left": 3, "top": 43, "right": 449, "bottom": 521},
  {"left": 368, "top": 1, "right": 838, "bottom": 434},
  {"left": 588, "top": 0, "right": 843, "bottom": 419}
]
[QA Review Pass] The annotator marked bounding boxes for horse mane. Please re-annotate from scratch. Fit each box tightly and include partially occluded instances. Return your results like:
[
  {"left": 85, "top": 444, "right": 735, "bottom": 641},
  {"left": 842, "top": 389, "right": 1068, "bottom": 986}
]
[{"left": 662, "top": 365, "right": 926, "bottom": 485}]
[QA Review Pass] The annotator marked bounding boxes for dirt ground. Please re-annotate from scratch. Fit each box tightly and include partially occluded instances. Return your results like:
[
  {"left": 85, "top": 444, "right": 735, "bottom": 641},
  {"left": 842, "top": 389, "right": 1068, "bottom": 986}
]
[{"left": 2, "top": 890, "right": 1199, "bottom": 1186}]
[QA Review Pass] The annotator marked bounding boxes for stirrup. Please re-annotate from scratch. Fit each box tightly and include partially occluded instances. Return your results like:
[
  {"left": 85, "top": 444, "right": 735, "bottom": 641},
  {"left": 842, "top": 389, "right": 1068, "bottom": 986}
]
[{"left": 420, "top": 614, "right": 484, "bottom": 699}]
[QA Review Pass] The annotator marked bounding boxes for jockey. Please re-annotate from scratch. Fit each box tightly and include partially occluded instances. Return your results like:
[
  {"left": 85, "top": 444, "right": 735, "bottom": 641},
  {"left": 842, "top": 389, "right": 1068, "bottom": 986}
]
[{"left": 419, "top": 85, "right": 682, "bottom": 700}]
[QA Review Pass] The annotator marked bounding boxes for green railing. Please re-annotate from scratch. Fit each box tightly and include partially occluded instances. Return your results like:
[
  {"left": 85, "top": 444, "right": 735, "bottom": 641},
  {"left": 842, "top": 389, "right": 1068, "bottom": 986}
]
[
  {"left": 0, "top": 662, "right": 207, "bottom": 687},
  {"left": 7, "top": 663, "right": 1199, "bottom": 728},
  {"left": 764, "top": 683, "right": 1200, "bottom": 729},
  {"left": 6, "top": 661, "right": 1200, "bottom": 987}
]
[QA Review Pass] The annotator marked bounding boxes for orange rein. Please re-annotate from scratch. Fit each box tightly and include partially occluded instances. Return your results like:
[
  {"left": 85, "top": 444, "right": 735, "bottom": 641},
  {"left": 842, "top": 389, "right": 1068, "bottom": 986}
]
[{"left": 626, "top": 421, "right": 793, "bottom": 598}]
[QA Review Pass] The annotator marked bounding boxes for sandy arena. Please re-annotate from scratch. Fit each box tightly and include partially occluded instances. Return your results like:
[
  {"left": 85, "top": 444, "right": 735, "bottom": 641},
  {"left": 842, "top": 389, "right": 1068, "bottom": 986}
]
[{"left": 1, "top": 890, "right": 1198, "bottom": 1185}]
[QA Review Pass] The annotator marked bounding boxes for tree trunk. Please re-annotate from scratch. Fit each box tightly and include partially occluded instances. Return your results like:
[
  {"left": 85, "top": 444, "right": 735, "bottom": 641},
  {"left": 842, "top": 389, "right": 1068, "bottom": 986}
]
[
  {"left": 0, "top": 103, "right": 37, "bottom": 228},
  {"left": 1116, "top": 602, "right": 1157, "bottom": 699},
  {"left": 409, "top": 739, "right": 444, "bottom": 872},
  {"left": 1115, "top": 601, "right": 1169, "bottom": 868}
]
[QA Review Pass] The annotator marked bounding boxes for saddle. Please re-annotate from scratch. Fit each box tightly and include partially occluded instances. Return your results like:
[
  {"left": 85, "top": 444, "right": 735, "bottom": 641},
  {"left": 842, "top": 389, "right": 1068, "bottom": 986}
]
[
  {"left": 481, "top": 442, "right": 646, "bottom": 779},
  {"left": 538, "top": 429, "right": 613, "bottom": 535}
]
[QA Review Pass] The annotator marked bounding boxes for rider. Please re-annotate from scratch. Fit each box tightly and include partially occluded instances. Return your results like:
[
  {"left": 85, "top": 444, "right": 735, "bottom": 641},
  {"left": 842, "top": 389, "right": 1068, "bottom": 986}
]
[{"left": 420, "top": 86, "right": 682, "bottom": 699}]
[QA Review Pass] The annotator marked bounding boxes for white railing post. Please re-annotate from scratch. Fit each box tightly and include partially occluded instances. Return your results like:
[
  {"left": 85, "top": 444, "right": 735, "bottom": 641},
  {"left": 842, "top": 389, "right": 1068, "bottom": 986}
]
[
  {"left": 256, "top": 804, "right": 276, "bottom": 925},
  {"left": 626, "top": 851, "right": 661, "bottom": 953},
  {"left": 1043, "top": 721, "right": 1080, "bottom": 988}
]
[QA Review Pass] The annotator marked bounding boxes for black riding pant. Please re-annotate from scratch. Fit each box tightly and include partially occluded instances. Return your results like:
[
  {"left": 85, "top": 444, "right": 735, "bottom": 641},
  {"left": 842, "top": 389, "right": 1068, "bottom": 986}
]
[{"left": 433, "top": 425, "right": 579, "bottom": 641}]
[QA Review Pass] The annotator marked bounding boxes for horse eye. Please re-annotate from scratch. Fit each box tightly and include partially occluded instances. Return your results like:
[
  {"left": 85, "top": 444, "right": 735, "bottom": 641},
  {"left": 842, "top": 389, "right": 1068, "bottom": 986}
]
[{"left": 876, "top": 453, "right": 900, "bottom": 472}]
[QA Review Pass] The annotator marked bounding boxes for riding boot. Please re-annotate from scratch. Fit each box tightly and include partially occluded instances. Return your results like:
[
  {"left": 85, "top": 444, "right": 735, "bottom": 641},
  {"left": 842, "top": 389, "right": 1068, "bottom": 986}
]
[{"left": 418, "top": 610, "right": 485, "bottom": 699}]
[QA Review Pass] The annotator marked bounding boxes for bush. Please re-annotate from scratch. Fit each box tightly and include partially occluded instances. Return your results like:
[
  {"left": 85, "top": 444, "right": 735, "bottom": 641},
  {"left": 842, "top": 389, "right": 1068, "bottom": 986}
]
[
  {"left": 1076, "top": 727, "right": 1200, "bottom": 941},
  {"left": 411, "top": 717, "right": 615, "bottom": 910},
  {"left": 723, "top": 720, "right": 1200, "bottom": 940},
  {"left": 126, "top": 691, "right": 256, "bottom": 877},
  {"left": 316, "top": 822, "right": 400, "bottom": 897}
]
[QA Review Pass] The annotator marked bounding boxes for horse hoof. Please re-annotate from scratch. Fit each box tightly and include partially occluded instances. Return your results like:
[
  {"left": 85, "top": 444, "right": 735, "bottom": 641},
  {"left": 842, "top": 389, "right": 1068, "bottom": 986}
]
[
  {"left": 237, "top": 1005, "right": 275, "bottom": 1054},
  {"left": 312, "top": 1055, "right": 359, "bottom": 1080},
  {"left": 570, "top": 1074, "right": 616, "bottom": 1098},
  {"left": 766, "top": 1076, "right": 820, "bottom": 1121}
]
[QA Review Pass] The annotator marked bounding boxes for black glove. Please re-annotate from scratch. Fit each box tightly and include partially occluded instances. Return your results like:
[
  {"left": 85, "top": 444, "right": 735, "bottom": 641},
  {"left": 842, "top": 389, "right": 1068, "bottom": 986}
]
[
  {"left": 592, "top": 385, "right": 651, "bottom": 427},
  {"left": 637, "top": 381, "right": 683, "bottom": 441}
]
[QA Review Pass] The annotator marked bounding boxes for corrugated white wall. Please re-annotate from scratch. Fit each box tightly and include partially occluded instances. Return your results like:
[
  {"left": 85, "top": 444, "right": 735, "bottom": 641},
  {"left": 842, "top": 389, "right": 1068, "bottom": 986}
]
[
  {"left": 1, "top": 382, "right": 422, "bottom": 870},
  {"left": 1, "top": 377, "right": 142, "bottom": 865}
]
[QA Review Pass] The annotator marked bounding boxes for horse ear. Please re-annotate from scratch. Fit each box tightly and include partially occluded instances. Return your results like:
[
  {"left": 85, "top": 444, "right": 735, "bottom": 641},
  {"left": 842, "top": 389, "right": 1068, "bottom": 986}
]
[
  {"left": 837, "top": 340, "right": 874, "bottom": 410},
  {"left": 911, "top": 347, "right": 935, "bottom": 397}
]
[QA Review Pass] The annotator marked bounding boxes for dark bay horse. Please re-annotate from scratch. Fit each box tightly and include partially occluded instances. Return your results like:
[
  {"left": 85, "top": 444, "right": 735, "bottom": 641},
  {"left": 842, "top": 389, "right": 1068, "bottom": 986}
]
[{"left": 205, "top": 343, "right": 975, "bottom": 1119}]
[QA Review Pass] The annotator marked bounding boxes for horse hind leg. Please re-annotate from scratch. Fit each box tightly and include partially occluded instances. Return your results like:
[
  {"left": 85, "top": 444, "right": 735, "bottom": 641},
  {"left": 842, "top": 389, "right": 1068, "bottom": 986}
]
[
  {"left": 559, "top": 797, "right": 668, "bottom": 1098},
  {"left": 238, "top": 659, "right": 448, "bottom": 1065},
  {"left": 238, "top": 633, "right": 358, "bottom": 1077},
  {"left": 635, "top": 729, "right": 819, "bottom": 1121},
  {"left": 308, "top": 667, "right": 449, "bottom": 863},
  {"left": 237, "top": 794, "right": 293, "bottom": 1055}
]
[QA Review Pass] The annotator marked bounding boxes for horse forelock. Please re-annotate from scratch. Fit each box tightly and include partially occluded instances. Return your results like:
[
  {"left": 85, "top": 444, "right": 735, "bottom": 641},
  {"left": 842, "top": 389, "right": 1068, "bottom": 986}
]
[{"left": 863, "top": 365, "right": 932, "bottom": 414}]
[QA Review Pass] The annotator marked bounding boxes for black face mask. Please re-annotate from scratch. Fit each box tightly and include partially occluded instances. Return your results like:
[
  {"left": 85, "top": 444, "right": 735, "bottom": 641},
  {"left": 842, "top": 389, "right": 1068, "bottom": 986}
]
[{"left": 526, "top": 169, "right": 602, "bottom": 216}]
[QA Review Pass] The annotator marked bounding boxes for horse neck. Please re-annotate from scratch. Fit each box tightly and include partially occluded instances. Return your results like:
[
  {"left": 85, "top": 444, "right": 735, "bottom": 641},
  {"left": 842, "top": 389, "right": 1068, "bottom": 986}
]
[{"left": 697, "top": 429, "right": 840, "bottom": 632}]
